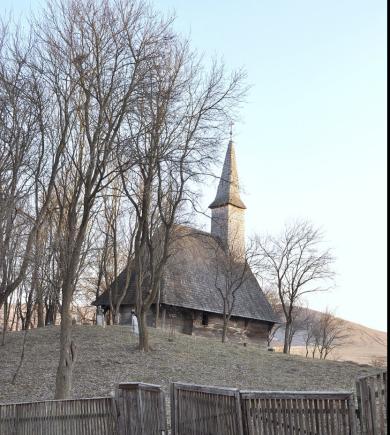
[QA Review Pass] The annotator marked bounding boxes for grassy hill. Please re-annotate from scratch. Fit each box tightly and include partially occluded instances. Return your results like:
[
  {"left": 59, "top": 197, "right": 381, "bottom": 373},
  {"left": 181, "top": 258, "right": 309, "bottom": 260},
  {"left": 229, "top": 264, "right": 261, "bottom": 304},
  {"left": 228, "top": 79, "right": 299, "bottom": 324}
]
[
  {"left": 0, "top": 325, "right": 383, "bottom": 404},
  {"left": 272, "top": 311, "right": 387, "bottom": 366}
]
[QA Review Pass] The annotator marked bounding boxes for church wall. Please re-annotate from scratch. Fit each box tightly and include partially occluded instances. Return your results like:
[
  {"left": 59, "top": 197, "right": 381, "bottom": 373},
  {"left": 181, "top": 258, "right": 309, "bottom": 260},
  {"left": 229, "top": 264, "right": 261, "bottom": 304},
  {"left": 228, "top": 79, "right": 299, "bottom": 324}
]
[
  {"left": 150, "top": 305, "right": 194, "bottom": 335},
  {"left": 115, "top": 304, "right": 269, "bottom": 347},
  {"left": 191, "top": 311, "right": 269, "bottom": 346},
  {"left": 119, "top": 306, "right": 132, "bottom": 325},
  {"left": 245, "top": 320, "right": 271, "bottom": 342},
  {"left": 117, "top": 305, "right": 160, "bottom": 327}
]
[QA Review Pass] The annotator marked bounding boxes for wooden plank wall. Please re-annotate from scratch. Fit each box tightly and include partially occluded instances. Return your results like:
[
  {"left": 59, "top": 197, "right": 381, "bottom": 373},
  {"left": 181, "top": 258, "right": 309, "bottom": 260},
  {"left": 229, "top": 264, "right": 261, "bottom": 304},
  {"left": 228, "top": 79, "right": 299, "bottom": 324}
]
[
  {"left": 240, "top": 390, "right": 357, "bottom": 435},
  {"left": 0, "top": 396, "right": 118, "bottom": 435},
  {"left": 115, "top": 382, "right": 167, "bottom": 435},
  {"left": 171, "top": 382, "right": 244, "bottom": 435},
  {"left": 356, "top": 371, "right": 387, "bottom": 435}
]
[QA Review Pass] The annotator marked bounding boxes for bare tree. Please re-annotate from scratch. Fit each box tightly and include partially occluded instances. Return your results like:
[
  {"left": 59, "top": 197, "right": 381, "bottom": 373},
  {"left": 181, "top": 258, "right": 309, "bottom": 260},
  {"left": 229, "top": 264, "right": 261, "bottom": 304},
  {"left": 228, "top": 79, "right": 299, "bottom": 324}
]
[
  {"left": 256, "top": 221, "right": 335, "bottom": 353},
  {"left": 0, "top": 20, "right": 65, "bottom": 311},
  {"left": 32, "top": 0, "right": 170, "bottom": 398},
  {"left": 0, "top": 0, "right": 246, "bottom": 397},
  {"left": 301, "top": 308, "right": 318, "bottom": 358},
  {"left": 119, "top": 35, "right": 246, "bottom": 351},
  {"left": 206, "top": 235, "right": 258, "bottom": 343},
  {"left": 312, "top": 309, "right": 350, "bottom": 359}
]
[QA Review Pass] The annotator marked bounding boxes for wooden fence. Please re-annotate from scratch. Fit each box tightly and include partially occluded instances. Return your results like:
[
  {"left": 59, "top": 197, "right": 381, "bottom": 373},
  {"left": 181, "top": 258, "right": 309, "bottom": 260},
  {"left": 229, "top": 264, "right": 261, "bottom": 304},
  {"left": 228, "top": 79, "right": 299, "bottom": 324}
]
[
  {"left": 240, "top": 390, "right": 357, "bottom": 435},
  {"left": 170, "top": 383, "right": 244, "bottom": 435},
  {"left": 0, "top": 396, "right": 117, "bottom": 435},
  {"left": 0, "top": 383, "right": 166, "bottom": 435},
  {"left": 115, "top": 382, "right": 167, "bottom": 435},
  {"left": 356, "top": 371, "right": 387, "bottom": 435},
  {"left": 1, "top": 375, "right": 387, "bottom": 435}
]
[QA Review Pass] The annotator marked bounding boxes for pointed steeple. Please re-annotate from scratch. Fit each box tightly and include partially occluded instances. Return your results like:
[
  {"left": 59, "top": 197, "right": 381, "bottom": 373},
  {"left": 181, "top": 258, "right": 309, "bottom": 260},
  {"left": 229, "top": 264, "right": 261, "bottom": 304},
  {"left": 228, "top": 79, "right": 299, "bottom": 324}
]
[
  {"left": 209, "top": 139, "right": 246, "bottom": 210},
  {"left": 209, "top": 136, "right": 246, "bottom": 257}
]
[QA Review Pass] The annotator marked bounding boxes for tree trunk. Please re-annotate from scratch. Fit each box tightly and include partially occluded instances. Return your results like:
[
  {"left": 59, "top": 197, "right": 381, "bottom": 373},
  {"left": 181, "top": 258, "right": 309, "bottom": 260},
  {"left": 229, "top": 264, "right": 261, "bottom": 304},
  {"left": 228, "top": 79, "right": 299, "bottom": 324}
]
[
  {"left": 10, "top": 301, "right": 17, "bottom": 331},
  {"left": 37, "top": 301, "right": 45, "bottom": 328},
  {"left": 283, "top": 322, "right": 291, "bottom": 353},
  {"left": 106, "top": 310, "right": 112, "bottom": 326},
  {"left": 55, "top": 285, "right": 77, "bottom": 399},
  {"left": 138, "top": 310, "right": 149, "bottom": 351},
  {"left": 2, "top": 300, "right": 8, "bottom": 346},
  {"left": 36, "top": 280, "right": 45, "bottom": 328},
  {"left": 155, "top": 283, "right": 161, "bottom": 328},
  {"left": 113, "top": 309, "right": 120, "bottom": 325},
  {"left": 221, "top": 317, "right": 228, "bottom": 343},
  {"left": 45, "top": 301, "right": 57, "bottom": 325},
  {"left": 24, "top": 289, "right": 34, "bottom": 330}
]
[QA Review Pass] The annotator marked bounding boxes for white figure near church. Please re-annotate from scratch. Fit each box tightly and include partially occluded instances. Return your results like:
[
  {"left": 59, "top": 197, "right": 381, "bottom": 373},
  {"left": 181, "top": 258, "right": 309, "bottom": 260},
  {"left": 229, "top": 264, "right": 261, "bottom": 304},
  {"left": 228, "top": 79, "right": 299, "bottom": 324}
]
[{"left": 131, "top": 310, "right": 139, "bottom": 335}]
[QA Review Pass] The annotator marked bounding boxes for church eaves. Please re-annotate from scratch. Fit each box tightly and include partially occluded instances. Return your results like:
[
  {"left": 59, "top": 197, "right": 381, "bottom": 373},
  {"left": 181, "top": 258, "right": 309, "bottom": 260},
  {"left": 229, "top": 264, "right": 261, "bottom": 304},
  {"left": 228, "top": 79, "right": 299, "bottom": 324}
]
[{"left": 209, "top": 140, "right": 246, "bottom": 210}]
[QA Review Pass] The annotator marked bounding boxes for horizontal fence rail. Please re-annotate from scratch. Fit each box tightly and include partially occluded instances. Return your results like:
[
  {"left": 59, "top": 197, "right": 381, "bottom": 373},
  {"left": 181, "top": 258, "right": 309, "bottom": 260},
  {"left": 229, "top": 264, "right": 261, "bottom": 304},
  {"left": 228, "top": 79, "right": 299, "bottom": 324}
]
[
  {"left": 171, "top": 382, "right": 244, "bottom": 435},
  {"left": 0, "top": 396, "right": 118, "bottom": 435},
  {"left": 356, "top": 371, "right": 387, "bottom": 435},
  {"left": 240, "top": 390, "right": 357, "bottom": 435}
]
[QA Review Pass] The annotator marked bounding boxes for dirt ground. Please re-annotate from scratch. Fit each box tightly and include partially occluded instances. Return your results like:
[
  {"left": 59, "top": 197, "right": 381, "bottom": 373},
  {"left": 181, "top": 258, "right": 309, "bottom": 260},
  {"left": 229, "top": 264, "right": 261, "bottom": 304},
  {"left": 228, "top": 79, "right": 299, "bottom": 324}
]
[{"left": 0, "top": 325, "right": 382, "bottom": 404}]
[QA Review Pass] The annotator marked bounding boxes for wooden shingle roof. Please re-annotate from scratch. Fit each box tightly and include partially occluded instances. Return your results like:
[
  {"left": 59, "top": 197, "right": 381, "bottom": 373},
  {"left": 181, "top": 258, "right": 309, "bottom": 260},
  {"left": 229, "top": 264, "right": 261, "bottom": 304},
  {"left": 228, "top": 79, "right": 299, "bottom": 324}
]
[{"left": 94, "top": 226, "right": 278, "bottom": 324}]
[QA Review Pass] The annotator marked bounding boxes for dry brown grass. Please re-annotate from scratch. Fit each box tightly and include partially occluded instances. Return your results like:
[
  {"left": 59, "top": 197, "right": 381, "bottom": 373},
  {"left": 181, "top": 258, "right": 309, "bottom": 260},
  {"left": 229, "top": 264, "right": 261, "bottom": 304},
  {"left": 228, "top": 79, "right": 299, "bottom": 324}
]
[{"left": 0, "top": 325, "right": 381, "bottom": 404}]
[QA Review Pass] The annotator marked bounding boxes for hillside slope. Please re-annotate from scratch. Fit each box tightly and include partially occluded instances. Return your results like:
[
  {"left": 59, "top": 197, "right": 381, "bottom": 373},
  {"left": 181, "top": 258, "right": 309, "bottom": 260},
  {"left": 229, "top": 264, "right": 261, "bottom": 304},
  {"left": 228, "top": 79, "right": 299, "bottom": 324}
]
[
  {"left": 0, "top": 325, "right": 382, "bottom": 404},
  {"left": 272, "top": 310, "right": 387, "bottom": 365}
]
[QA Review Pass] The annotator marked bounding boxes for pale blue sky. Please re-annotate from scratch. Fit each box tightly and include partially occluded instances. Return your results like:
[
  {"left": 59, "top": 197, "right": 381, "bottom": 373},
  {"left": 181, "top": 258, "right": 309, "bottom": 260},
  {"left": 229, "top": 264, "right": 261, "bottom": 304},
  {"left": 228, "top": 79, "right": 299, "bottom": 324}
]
[{"left": 2, "top": 1, "right": 387, "bottom": 331}]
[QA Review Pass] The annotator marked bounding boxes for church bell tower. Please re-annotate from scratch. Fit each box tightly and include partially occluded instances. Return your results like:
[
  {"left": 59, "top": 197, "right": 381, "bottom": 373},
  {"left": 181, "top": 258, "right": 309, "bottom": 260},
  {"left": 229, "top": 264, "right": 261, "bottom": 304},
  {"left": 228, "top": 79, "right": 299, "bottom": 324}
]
[{"left": 209, "top": 135, "right": 246, "bottom": 256}]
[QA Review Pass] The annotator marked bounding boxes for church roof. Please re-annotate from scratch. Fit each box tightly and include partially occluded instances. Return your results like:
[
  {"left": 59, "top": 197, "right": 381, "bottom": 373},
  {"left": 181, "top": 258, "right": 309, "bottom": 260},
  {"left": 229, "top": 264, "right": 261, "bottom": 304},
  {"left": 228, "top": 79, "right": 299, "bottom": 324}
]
[
  {"left": 94, "top": 226, "right": 278, "bottom": 324},
  {"left": 209, "top": 140, "right": 246, "bottom": 210}
]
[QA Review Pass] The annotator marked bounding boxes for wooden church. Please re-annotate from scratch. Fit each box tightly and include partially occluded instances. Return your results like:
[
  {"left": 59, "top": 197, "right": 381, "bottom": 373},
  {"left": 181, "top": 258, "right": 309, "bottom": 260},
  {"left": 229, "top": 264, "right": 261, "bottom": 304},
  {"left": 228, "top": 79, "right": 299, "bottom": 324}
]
[{"left": 94, "top": 138, "right": 278, "bottom": 346}]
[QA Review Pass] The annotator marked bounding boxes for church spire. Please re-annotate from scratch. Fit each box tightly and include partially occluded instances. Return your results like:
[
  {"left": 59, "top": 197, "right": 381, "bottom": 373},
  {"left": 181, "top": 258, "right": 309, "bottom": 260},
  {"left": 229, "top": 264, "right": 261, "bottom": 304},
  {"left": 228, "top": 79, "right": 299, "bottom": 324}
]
[
  {"left": 209, "top": 138, "right": 246, "bottom": 210},
  {"left": 209, "top": 135, "right": 246, "bottom": 255}
]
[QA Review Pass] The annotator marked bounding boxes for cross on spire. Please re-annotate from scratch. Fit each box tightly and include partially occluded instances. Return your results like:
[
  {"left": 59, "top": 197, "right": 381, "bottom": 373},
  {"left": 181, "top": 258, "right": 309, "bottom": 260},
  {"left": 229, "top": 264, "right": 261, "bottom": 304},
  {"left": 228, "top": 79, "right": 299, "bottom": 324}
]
[{"left": 229, "top": 121, "right": 234, "bottom": 141}]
